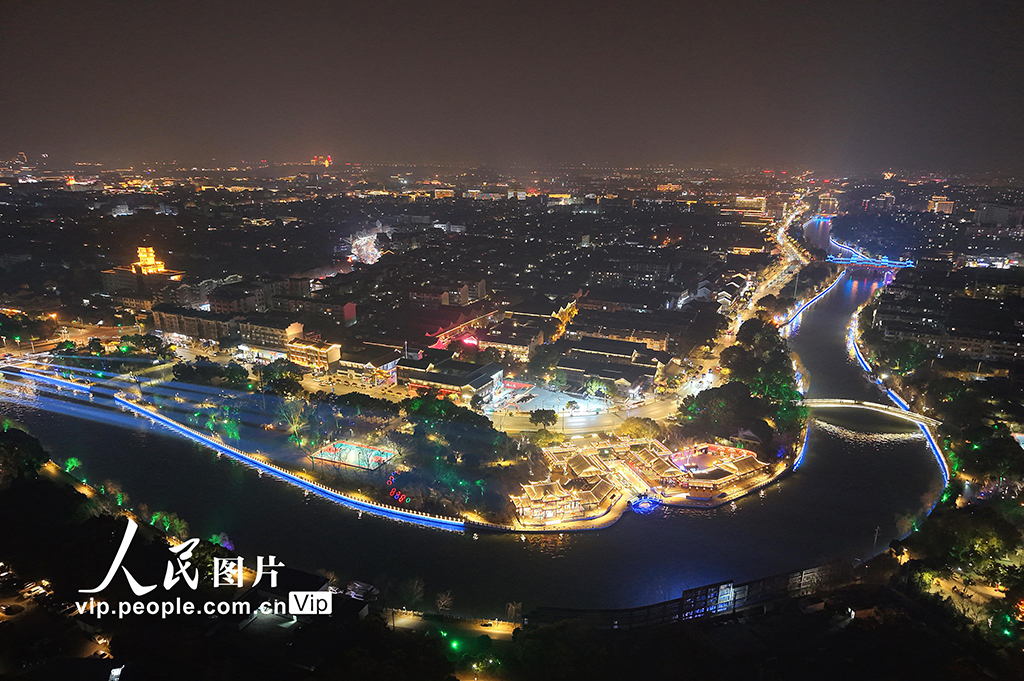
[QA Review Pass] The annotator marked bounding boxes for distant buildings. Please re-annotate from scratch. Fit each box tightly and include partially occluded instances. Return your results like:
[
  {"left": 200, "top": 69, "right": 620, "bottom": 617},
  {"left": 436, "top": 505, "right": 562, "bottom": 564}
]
[
  {"left": 870, "top": 267, "right": 1024, "bottom": 362},
  {"left": 819, "top": 193, "right": 839, "bottom": 215},
  {"left": 861, "top": 193, "right": 895, "bottom": 213},
  {"left": 409, "top": 279, "right": 486, "bottom": 309},
  {"left": 734, "top": 196, "right": 767, "bottom": 213},
  {"left": 927, "top": 195, "right": 954, "bottom": 214}
]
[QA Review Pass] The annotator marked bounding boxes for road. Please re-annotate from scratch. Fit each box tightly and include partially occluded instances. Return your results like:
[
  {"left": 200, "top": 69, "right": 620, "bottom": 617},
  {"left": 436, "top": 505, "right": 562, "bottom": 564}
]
[{"left": 1, "top": 323, "right": 134, "bottom": 356}]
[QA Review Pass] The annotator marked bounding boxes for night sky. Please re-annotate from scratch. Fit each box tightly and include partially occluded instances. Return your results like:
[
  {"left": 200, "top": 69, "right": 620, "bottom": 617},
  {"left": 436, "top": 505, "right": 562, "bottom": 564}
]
[{"left": 2, "top": 0, "right": 1022, "bottom": 170}]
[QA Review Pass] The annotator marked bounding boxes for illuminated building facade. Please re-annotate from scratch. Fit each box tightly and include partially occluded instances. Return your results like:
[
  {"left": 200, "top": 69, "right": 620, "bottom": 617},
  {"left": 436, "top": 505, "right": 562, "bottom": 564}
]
[
  {"left": 286, "top": 339, "right": 342, "bottom": 373},
  {"left": 100, "top": 247, "right": 184, "bottom": 294}
]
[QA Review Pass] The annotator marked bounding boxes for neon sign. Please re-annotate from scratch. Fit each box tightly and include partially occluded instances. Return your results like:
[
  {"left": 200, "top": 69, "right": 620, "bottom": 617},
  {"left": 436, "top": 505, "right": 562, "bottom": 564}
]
[{"left": 387, "top": 471, "right": 412, "bottom": 504}]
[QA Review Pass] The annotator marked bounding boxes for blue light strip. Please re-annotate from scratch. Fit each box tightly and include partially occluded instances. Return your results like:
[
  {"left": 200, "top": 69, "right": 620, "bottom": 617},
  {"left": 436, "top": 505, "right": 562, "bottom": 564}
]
[
  {"left": 845, "top": 316, "right": 950, "bottom": 492},
  {"left": 830, "top": 236, "right": 867, "bottom": 258},
  {"left": 793, "top": 426, "right": 811, "bottom": 470},
  {"left": 886, "top": 388, "right": 910, "bottom": 412},
  {"left": 16, "top": 369, "right": 92, "bottom": 394},
  {"left": 848, "top": 324, "right": 872, "bottom": 372},
  {"left": 113, "top": 395, "right": 466, "bottom": 532},
  {"left": 918, "top": 423, "right": 950, "bottom": 488},
  {"left": 780, "top": 271, "right": 847, "bottom": 328},
  {"left": 827, "top": 256, "right": 915, "bottom": 268},
  {"left": 827, "top": 237, "right": 915, "bottom": 268}
]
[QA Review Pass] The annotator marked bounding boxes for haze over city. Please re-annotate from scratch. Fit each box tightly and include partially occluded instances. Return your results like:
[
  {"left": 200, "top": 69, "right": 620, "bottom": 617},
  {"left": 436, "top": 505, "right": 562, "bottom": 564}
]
[{"left": 2, "top": 0, "right": 1023, "bottom": 171}]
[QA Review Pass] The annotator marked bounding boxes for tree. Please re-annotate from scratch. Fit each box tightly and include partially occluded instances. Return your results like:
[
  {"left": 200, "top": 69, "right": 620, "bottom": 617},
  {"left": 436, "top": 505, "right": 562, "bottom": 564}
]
[
  {"left": 435, "top": 590, "right": 453, "bottom": 613},
  {"left": 618, "top": 417, "right": 662, "bottom": 439},
  {"left": 221, "top": 361, "right": 249, "bottom": 387},
  {"left": 529, "top": 429, "right": 564, "bottom": 447},
  {"left": 399, "top": 577, "right": 425, "bottom": 609},
  {"left": 564, "top": 400, "right": 579, "bottom": 415},
  {"left": 479, "top": 347, "right": 503, "bottom": 365},
  {"left": 529, "top": 409, "right": 558, "bottom": 428},
  {"left": 150, "top": 511, "right": 190, "bottom": 539},
  {"left": 0, "top": 424, "right": 48, "bottom": 489},
  {"left": 677, "top": 382, "right": 761, "bottom": 441},
  {"left": 527, "top": 343, "right": 562, "bottom": 379},
  {"left": 583, "top": 377, "right": 615, "bottom": 397}
]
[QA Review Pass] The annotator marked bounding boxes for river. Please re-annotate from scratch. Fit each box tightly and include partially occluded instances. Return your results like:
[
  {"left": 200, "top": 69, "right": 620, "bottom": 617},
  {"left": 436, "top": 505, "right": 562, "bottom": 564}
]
[{"left": 0, "top": 268, "right": 944, "bottom": 617}]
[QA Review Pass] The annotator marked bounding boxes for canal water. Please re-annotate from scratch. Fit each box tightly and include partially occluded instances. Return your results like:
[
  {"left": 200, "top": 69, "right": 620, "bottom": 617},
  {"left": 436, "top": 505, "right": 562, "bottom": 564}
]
[{"left": 1, "top": 270, "right": 943, "bottom": 617}]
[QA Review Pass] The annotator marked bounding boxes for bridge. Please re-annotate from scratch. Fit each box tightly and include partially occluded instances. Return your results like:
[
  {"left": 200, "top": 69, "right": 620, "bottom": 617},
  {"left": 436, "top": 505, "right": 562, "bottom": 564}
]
[
  {"left": 802, "top": 398, "right": 941, "bottom": 427},
  {"left": 826, "top": 237, "right": 914, "bottom": 269},
  {"left": 827, "top": 254, "right": 915, "bottom": 269}
]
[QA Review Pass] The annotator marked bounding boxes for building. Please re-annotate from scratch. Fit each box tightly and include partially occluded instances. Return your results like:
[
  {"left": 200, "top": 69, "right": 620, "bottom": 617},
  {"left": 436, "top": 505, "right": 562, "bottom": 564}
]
[
  {"left": 928, "top": 196, "right": 955, "bottom": 214},
  {"left": 975, "top": 202, "right": 1022, "bottom": 227},
  {"left": 511, "top": 481, "right": 580, "bottom": 522},
  {"left": 370, "top": 302, "right": 502, "bottom": 349},
  {"left": 408, "top": 279, "right": 486, "bottom": 309},
  {"left": 862, "top": 193, "right": 895, "bottom": 213},
  {"left": 734, "top": 196, "right": 767, "bottom": 213},
  {"left": 209, "top": 284, "right": 263, "bottom": 314},
  {"left": 155, "top": 275, "right": 243, "bottom": 309},
  {"left": 335, "top": 346, "right": 402, "bottom": 386},
  {"left": 870, "top": 269, "right": 1024, "bottom": 362},
  {"left": 100, "top": 247, "right": 185, "bottom": 294},
  {"left": 566, "top": 336, "right": 649, "bottom": 365},
  {"left": 272, "top": 296, "right": 357, "bottom": 325},
  {"left": 397, "top": 357, "right": 504, "bottom": 403},
  {"left": 286, "top": 339, "right": 342, "bottom": 373},
  {"left": 507, "top": 292, "right": 581, "bottom": 333},
  {"left": 565, "top": 319, "right": 669, "bottom": 351},
  {"left": 112, "top": 292, "right": 155, "bottom": 312},
  {"left": 409, "top": 287, "right": 451, "bottom": 309},
  {"left": 238, "top": 315, "right": 303, "bottom": 348},
  {"left": 476, "top": 322, "right": 543, "bottom": 362},
  {"left": 151, "top": 304, "right": 238, "bottom": 343}
]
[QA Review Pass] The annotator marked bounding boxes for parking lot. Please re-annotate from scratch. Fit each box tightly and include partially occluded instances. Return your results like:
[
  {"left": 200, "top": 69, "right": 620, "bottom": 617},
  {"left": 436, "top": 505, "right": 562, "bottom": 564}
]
[
  {"left": 0, "top": 563, "right": 112, "bottom": 673},
  {"left": 301, "top": 373, "right": 413, "bottom": 402}
]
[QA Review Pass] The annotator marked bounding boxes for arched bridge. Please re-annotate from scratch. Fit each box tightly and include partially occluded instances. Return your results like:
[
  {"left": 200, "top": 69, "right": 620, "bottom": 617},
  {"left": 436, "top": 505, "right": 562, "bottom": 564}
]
[{"left": 801, "top": 398, "right": 941, "bottom": 428}]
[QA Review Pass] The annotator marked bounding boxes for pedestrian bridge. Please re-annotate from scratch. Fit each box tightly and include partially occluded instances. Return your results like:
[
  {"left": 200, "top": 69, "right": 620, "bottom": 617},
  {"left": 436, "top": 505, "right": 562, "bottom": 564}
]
[{"left": 802, "top": 398, "right": 941, "bottom": 427}]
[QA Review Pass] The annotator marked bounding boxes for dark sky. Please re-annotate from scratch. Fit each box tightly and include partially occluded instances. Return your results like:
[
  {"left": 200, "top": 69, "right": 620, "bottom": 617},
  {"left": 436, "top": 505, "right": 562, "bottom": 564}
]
[{"left": 2, "top": 0, "right": 1022, "bottom": 171}]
